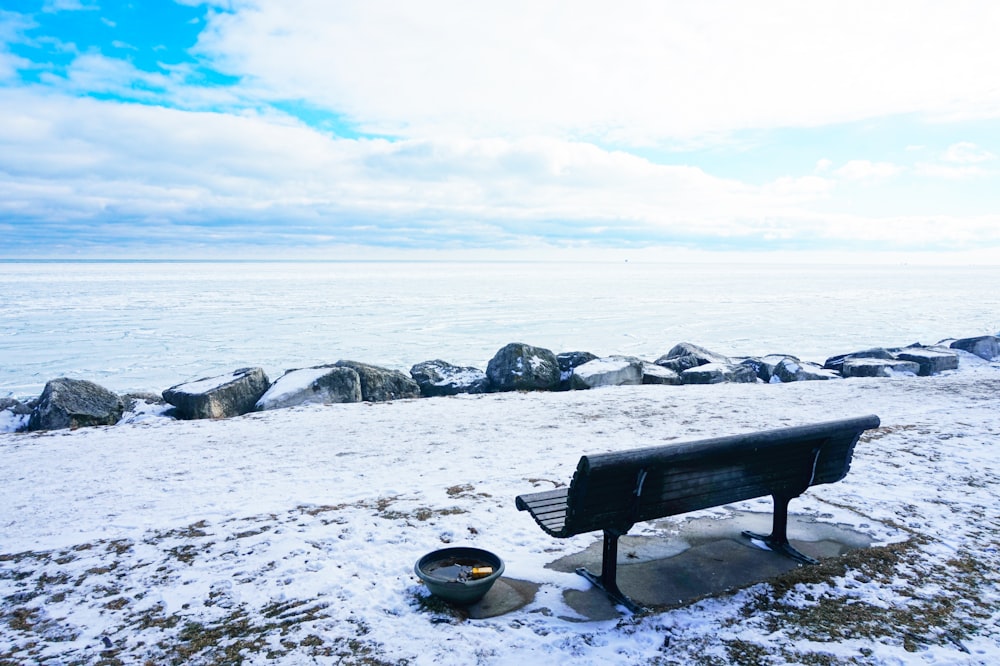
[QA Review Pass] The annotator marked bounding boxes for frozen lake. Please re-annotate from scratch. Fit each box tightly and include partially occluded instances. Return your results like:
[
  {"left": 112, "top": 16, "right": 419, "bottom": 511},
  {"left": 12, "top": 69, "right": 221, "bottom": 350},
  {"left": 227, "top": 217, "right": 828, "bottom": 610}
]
[{"left": 1, "top": 260, "right": 998, "bottom": 398}]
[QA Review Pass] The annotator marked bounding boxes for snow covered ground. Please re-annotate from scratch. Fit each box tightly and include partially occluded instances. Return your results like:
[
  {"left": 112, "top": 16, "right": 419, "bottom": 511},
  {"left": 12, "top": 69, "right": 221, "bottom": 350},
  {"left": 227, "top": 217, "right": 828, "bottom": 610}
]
[{"left": 2, "top": 353, "right": 999, "bottom": 665}]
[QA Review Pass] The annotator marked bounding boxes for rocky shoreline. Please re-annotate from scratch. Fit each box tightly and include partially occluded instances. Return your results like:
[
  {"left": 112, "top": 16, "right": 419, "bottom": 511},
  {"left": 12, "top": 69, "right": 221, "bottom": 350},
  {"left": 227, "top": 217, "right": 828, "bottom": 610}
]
[{"left": 3, "top": 334, "right": 998, "bottom": 433}]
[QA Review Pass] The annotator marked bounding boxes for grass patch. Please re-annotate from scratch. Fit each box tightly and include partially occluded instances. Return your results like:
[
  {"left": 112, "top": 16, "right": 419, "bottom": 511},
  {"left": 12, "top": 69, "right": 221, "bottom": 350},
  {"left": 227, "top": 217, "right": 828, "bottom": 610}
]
[{"left": 736, "top": 538, "right": 995, "bottom": 654}]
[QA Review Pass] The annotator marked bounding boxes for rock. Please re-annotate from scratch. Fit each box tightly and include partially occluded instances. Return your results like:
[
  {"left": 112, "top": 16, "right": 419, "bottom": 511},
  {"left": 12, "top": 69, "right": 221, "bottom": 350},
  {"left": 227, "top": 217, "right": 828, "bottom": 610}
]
[
  {"left": 0, "top": 397, "right": 31, "bottom": 415},
  {"left": 569, "top": 356, "right": 643, "bottom": 390},
  {"left": 655, "top": 343, "right": 731, "bottom": 373},
  {"left": 641, "top": 362, "right": 681, "bottom": 385},
  {"left": 823, "top": 348, "right": 895, "bottom": 373},
  {"left": 740, "top": 355, "right": 799, "bottom": 382},
  {"left": 771, "top": 358, "right": 840, "bottom": 383},
  {"left": 118, "top": 392, "right": 174, "bottom": 424},
  {"left": 841, "top": 358, "right": 921, "bottom": 378},
  {"left": 163, "top": 367, "right": 270, "bottom": 419},
  {"left": 27, "top": 378, "right": 124, "bottom": 431},
  {"left": 557, "top": 351, "right": 599, "bottom": 388},
  {"left": 334, "top": 361, "right": 421, "bottom": 402},
  {"left": 409, "top": 360, "right": 490, "bottom": 397},
  {"left": 256, "top": 366, "right": 362, "bottom": 410},
  {"left": 122, "top": 392, "right": 166, "bottom": 412},
  {"left": 895, "top": 347, "right": 960, "bottom": 376},
  {"left": 681, "top": 363, "right": 731, "bottom": 385},
  {"left": 486, "top": 343, "right": 561, "bottom": 392},
  {"left": 730, "top": 364, "right": 760, "bottom": 383},
  {"left": 1, "top": 398, "right": 32, "bottom": 433},
  {"left": 950, "top": 335, "right": 1000, "bottom": 361}
]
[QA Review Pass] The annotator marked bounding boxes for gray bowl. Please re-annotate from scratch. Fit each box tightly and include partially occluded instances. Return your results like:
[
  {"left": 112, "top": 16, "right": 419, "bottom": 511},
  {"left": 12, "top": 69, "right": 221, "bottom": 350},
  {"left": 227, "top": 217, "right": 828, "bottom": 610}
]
[{"left": 414, "top": 547, "right": 505, "bottom": 605}]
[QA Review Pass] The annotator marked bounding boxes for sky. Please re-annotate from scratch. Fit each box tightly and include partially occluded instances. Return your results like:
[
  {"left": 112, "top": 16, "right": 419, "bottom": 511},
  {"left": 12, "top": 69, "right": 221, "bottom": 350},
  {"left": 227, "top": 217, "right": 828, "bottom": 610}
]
[{"left": 1, "top": 1, "right": 999, "bottom": 262}]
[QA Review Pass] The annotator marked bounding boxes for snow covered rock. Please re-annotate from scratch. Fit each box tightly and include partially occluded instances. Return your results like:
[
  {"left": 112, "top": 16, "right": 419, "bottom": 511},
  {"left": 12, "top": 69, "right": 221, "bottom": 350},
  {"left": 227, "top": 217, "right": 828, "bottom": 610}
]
[
  {"left": 655, "top": 342, "right": 731, "bottom": 373},
  {"left": 950, "top": 335, "right": 1000, "bottom": 361},
  {"left": 895, "top": 346, "right": 960, "bottom": 376},
  {"left": 334, "top": 361, "right": 421, "bottom": 402},
  {"left": 1, "top": 397, "right": 32, "bottom": 433},
  {"left": 119, "top": 392, "right": 175, "bottom": 424},
  {"left": 681, "top": 362, "right": 756, "bottom": 384},
  {"left": 641, "top": 362, "right": 681, "bottom": 385},
  {"left": 569, "top": 356, "right": 643, "bottom": 389},
  {"left": 27, "top": 378, "right": 124, "bottom": 431},
  {"left": 771, "top": 358, "right": 840, "bottom": 382},
  {"left": 256, "top": 366, "right": 362, "bottom": 410},
  {"left": 823, "top": 348, "right": 895, "bottom": 373},
  {"left": 409, "top": 360, "right": 490, "bottom": 397},
  {"left": 163, "top": 367, "right": 270, "bottom": 419},
  {"left": 486, "top": 343, "right": 561, "bottom": 392},
  {"left": 841, "top": 358, "right": 920, "bottom": 378},
  {"left": 740, "top": 354, "right": 799, "bottom": 382},
  {"left": 556, "top": 351, "right": 599, "bottom": 387}
]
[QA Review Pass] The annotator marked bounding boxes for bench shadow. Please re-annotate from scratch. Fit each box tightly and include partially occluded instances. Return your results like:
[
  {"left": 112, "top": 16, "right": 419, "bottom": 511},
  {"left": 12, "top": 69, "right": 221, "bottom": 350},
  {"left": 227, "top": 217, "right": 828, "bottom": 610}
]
[{"left": 545, "top": 510, "right": 880, "bottom": 621}]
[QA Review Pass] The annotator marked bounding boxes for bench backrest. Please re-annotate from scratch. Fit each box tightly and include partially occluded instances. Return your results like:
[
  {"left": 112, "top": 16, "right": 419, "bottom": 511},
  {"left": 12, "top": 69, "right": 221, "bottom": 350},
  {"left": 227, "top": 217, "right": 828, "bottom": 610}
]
[{"left": 563, "top": 415, "right": 880, "bottom": 536}]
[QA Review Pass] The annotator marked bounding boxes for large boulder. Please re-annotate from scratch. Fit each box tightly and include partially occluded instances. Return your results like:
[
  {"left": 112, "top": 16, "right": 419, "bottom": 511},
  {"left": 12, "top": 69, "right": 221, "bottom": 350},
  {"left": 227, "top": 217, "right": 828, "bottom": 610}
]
[
  {"left": 641, "top": 362, "right": 682, "bottom": 385},
  {"left": 334, "top": 361, "right": 421, "bottom": 402},
  {"left": 409, "top": 360, "right": 490, "bottom": 397},
  {"left": 950, "top": 335, "right": 1000, "bottom": 361},
  {"left": 556, "top": 351, "right": 599, "bottom": 389},
  {"left": 569, "top": 356, "right": 643, "bottom": 390},
  {"left": 770, "top": 358, "right": 840, "bottom": 383},
  {"left": 486, "top": 343, "right": 561, "bottom": 392},
  {"left": 27, "top": 378, "right": 124, "bottom": 431},
  {"left": 163, "top": 367, "right": 270, "bottom": 419},
  {"left": 841, "top": 358, "right": 920, "bottom": 378},
  {"left": 655, "top": 343, "right": 731, "bottom": 373},
  {"left": 740, "top": 355, "right": 800, "bottom": 382},
  {"left": 256, "top": 366, "right": 362, "bottom": 410},
  {"left": 680, "top": 362, "right": 753, "bottom": 385},
  {"left": 895, "top": 346, "right": 960, "bottom": 376},
  {"left": 823, "top": 348, "right": 894, "bottom": 373}
]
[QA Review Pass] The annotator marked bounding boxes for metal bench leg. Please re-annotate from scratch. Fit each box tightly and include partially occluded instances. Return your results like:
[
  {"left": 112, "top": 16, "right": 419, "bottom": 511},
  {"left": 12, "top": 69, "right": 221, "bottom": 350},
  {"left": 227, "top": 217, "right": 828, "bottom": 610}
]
[
  {"left": 576, "top": 529, "right": 646, "bottom": 614},
  {"left": 742, "top": 494, "right": 819, "bottom": 565}
]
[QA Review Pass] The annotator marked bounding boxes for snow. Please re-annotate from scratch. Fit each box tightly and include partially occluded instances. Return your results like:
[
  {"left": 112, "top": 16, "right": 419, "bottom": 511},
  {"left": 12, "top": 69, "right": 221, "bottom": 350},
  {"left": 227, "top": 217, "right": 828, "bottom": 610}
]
[
  {"left": 0, "top": 409, "right": 28, "bottom": 432},
  {"left": 167, "top": 369, "right": 248, "bottom": 395},
  {"left": 256, "top": 366, "right": 335, "bottom": 409},
  {"left": 2, "top": 355, "right": 1000, "bottom": 664},
  {"left": 573, "top": 357, "right": 632, "bottom": 379}
]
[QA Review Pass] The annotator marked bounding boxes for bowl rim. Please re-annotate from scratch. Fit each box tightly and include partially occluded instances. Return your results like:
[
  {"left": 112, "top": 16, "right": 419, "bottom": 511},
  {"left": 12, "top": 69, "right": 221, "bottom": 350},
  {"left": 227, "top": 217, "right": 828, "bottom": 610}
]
[{"left": 414, "top": 546, "right": 505, "bottom": 585}]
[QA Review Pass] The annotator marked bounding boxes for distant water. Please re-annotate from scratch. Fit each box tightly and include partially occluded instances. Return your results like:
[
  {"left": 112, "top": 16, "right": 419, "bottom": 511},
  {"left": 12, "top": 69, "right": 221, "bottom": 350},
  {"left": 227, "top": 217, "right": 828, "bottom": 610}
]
[{"left": 1, "top": 260, "right": 998, "bottom": 399}]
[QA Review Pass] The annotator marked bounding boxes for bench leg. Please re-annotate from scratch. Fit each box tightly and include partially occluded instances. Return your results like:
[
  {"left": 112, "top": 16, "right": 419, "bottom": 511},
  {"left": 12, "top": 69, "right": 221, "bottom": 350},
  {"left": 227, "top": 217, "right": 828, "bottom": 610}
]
[
  {"left": 576, "top": 529, "right": 646, "bottom": 614},
  {"left": 741, "top": 494, "right": 820, "bottom": 565}
]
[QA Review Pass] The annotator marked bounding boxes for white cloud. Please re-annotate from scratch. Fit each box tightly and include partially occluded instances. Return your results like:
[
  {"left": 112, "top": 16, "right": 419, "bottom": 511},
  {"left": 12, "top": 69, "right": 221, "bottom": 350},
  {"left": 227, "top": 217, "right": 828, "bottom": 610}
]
[
  {"left": 42, "top": 0, "right": 98, "bottom": 12},
  {"left": 192, "top": 0, "right": 1000, "bottom": 144},
  {"left": 834, "top": 160, "right": 902, "bottom": 181},
  {"left": 942, "top": 141, "right": 995, "bottom": 164},
  {"left": 914, "top": 162, "right": 993, "bottom": 179},
  {"left": 3, "top": 88, "right": 936, "bottom": 252}
]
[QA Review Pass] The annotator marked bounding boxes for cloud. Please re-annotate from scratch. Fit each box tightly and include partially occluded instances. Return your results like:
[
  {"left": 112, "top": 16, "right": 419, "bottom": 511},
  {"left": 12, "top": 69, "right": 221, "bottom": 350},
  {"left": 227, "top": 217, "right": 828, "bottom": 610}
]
[
  {"left": 942, "top": 141, "right": 996, "bottom": 164},
  {"left": 834, "top": 160, "right": 902, "bottom": 181},
  {"left": 913, "top": 162, "right": 994, "bottom": 180},
  {"left": 912, "top": 142, "right": 997, "bottom": 179},
  {"left": 6, "top": 88, "right": 956, "bottom": 256},
  {"left": 42, "top": 0, "right": 98, "bottom": 12},
  {"left": 190, "top": 1, "right": 1000, "bottom": 144},
  {"left": 4, "top": 3, "right": 1000, "bottom": 259}
]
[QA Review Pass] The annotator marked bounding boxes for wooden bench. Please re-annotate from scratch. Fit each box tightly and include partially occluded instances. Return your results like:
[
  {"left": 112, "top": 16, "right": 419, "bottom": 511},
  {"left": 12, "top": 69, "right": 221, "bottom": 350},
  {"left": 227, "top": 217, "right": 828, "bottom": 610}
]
[{"left": 516, "top": 415, "right": 880, "bottom": 612}]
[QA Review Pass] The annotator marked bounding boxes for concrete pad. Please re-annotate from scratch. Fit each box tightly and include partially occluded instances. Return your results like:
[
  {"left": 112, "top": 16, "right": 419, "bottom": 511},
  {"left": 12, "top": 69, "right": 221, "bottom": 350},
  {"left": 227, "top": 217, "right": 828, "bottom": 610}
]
[
  {"left": 465, "top": 578, "right": 539, "bottom": 619},
  {"left": 547, "top": 511, "right": 875, "bottom": 620}
]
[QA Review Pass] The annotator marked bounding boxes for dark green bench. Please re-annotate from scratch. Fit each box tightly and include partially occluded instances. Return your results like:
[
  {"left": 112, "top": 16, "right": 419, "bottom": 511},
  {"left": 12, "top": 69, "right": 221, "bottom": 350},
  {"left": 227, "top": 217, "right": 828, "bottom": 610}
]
[{"left": 516, "top": 415, "right": 880, "bottom": 612}]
